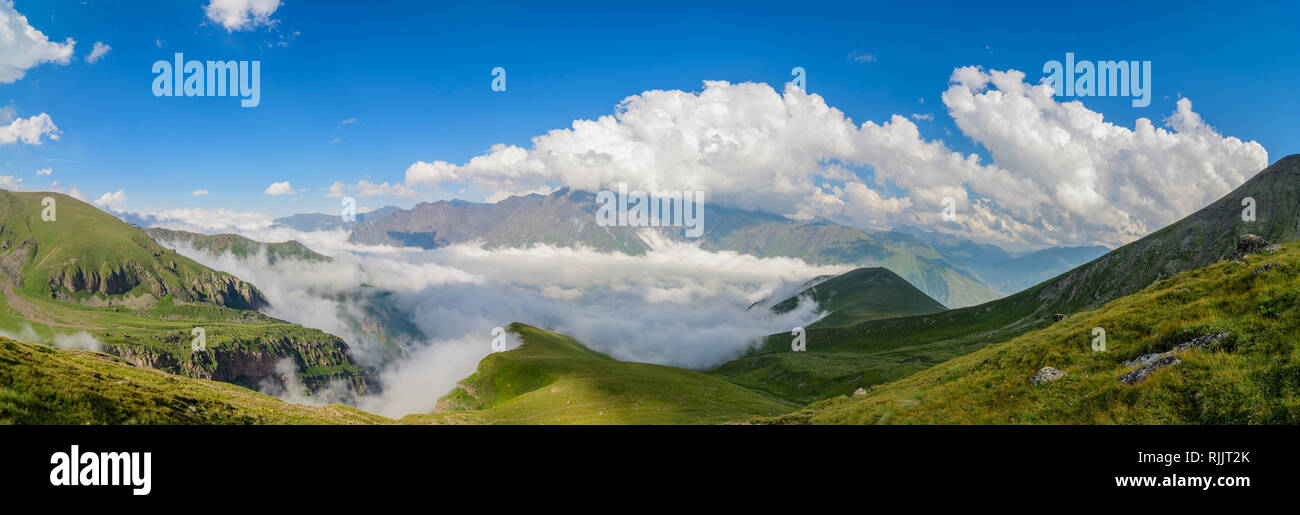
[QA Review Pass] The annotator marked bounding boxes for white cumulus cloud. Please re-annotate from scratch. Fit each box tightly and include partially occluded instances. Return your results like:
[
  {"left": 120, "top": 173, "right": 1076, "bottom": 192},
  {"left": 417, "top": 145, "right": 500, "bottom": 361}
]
[
  {"left": 94, "top": 189, "right": 127, "bottom": 210},
  {"left": 204, "top": 0, "right": 281, "bottom": 32},
  {"left": 401, "top": 72, "right": 1267, "bottom": 249},
  {"left": 0, "top": 113, "right": 60, "bottom": 145},
  {"left": 0, "top": 0, "right": 75, "bottom": 83},
  {"left": 86, "top": 41, "right": 111, "bottom": 63},
  {"left": 263, "top": 180, "right": 296, "bottom": 196}
]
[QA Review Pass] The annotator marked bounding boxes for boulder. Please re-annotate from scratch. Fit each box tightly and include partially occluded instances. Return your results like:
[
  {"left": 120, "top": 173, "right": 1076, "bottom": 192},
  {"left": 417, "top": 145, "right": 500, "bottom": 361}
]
[
  {"left": 1252, "top": 262, "right": 1281, "bottom": 274},
  {"left": 1053, "top": 314, "right": 1069, "bottom": 322},
  {"left": 1234, "top": 234, "right": 1279, "bottom": 259},
  {"left": 1029, "top": 366, "right": 1066, "bottom": 385},
  {"left": 1119, "top": 356, "right": 1181, "bottom": 385}
]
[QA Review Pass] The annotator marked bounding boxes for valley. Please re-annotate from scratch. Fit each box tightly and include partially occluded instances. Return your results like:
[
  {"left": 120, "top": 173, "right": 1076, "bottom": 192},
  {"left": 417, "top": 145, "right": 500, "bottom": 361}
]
[{"left": 2, "top": 156, "right": 1298, "bottom": 425}]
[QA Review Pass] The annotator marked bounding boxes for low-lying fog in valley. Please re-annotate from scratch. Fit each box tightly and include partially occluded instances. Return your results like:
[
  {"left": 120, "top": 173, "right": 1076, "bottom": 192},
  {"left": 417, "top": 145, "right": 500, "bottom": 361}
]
[{"left": 162, "top": 227, "right": 845, "bottom": 418}]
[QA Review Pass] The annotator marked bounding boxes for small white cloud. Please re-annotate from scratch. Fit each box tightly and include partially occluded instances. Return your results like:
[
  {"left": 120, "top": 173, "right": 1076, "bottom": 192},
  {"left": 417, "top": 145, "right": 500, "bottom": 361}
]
[
  {"left": 340, "top": 117, "right": 356, "bottom": 125},
  {"left": 0, "top": 113, "right": 60, "bottom": 145},
  {"left": 911, "top": 113, "right": 934, "bottom": 121},
  {"left": 35, "top": 168, "right": 52, "bottom": 176},
  {"left": 0, "top": 175, "right": 22, "bottom": 190},
  {"left": 847, "top": 50, "right": 877, "bottom": 63},
  {"left": 0, "top": 2, "right": 75, "bottom": 83},
  {"left": 94, "top": 189, "right": 127, "bottom": 211},
  {"left": 192, "top": 189, "right": 210, "bottom": 196},
  {"left": 323, "top": 180, "right": 346, "bottom": 198},
  {"left": 86, "top": 41, "right": 111, "bottom": 64},
  {"left": 263, "top": 180, "right": 296, "bottom": 196},
  {"left": 204, "top": 0, "right": 282, "bottom": 32}
]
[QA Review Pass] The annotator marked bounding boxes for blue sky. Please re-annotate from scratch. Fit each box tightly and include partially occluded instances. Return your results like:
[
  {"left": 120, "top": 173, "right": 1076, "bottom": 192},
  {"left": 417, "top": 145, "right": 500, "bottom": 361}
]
[{"left": 1, "top": 0, "right": 1298, "bottom": 231}]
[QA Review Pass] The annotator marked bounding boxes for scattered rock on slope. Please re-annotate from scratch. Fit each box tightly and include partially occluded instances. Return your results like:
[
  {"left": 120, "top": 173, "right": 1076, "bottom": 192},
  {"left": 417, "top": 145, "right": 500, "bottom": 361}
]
[
  {"left": 1122, "top": 332, "right": 1228, "bottom": 368},
  {"left": 1234, "top": 234, "right": 1279, "bottom": 259},
  {"left": 1029, "top": 366, "right": 1066, "bottom": 385},
  {"left": 1118, "top": 332, "right": 1228, "bottom": 384},
  {"left": 1252, "top": 262, "right": 1281, "bottom": 274},
  {"left": 1119, "top": 356, "right": 1181, "bottom": 385}
]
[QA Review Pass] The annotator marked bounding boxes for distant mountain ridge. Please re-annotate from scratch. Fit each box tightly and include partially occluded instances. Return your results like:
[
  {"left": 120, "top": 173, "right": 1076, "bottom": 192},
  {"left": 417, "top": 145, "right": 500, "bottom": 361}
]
[
  {"left": 145, "top": 228, "right": 331, "bottom": 264},
  {"left": 342, "top": 189, "right": 1002, "bottom": 307},
  {"left": 272, "top": 205, "right": 401, "bottom": 232}
]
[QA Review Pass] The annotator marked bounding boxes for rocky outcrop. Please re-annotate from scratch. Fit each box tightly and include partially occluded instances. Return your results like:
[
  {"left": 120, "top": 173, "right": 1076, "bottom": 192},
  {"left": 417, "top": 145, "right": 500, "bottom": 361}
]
[
  {"left": 47, "top": 263, "right": 267, "bottom": 310},
  {"left": 1119, "top": 356, "right": 1181, "bottom": 385},
  {"left": 1234, "top": 234, "right": 1279, "bottom": 259},
  {"left": 1118, "top": 332, "right": 1228, "bottom": 384},
  {"left": 107, "top": 332, "right": 370, "bottom": 395},
  {"left": 1122, "top": 332, "right": 1227, "bottom": 368},
  {"left": 1252, "top": 262, "right": 1282, "bottom": 274},
  {"left": 1029, "top": 366, "right": 1066, "bottom": 385}
]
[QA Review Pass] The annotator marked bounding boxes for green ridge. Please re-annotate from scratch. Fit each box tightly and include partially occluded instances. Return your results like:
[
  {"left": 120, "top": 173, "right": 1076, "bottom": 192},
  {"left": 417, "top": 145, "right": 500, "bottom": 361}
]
[
  {"left": 145, "top": 227, "right": 331, "bottom": 264},
  {"left": 712, "top": 154, "right": 1300, "bottom": 404},
  {"left": 771, "top": 267, "right": 948, "bottom": 328},
  {"left": 766, "top": 242, "right": 1300, "bottom": 424},
  {"left": 402, "top": 323, "right": 796, "bottom": 424},
  {"left": 0, "top": 189, "right": 368, "bottom": 393},
  {"left": 0, "top": 190, "right": 267, "bottom": 309}
]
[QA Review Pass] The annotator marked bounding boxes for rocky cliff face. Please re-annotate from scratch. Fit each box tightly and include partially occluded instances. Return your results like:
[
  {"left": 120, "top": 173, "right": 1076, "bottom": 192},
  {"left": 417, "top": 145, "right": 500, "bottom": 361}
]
[
  {"left": 46, "top": 261, "right": 268, "bottom": 309},
  {"left": 107, "top": 332, "right": 370, "bottom": 395}
]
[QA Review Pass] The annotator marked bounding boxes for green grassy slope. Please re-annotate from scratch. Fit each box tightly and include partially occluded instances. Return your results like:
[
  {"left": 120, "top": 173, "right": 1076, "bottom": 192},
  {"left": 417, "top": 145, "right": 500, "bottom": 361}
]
[
  {"left": 145, "top": 227, "right": 331, "bottom": 264},
  {"left": 402, "top": 323, "right": 796, "bottom": 425},
  {"left": 713, "top": 154, "right": 1300, "bottom": 404},
  {"left": 771, "top": 267, "right": 947, "bottom": 328},
  {"left": 0, "top": 337, "right": 389, "bottom": 424},
  {"left": 0, "top": 190, "right": 266, "bottom": 309},
  {"left": 0, "top": 190, "right": 369, "bottom": 393},
  {"left": 765, "top": 242, "right": 1300, "bottom": 424},
  {"left": 0, "top": 286, "right": 370, "bottom": 392}
]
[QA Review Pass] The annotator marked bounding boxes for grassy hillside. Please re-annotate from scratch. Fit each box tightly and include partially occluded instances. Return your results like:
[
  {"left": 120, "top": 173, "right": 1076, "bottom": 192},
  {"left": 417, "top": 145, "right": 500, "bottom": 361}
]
[
  {"left": 402, "top": 323, "right": 796, "bottom": 424},
  {"left": 0, "top": 337, "right": 389, "bottom": 424},
  {"left": 713, "top": 154, "right": 1300, "bottom": 404},
  {"left": 766, "top": 242, "right": 1300, "bottom": 424},
  {"left": 145, "top": 227, "right": 331, "bottom": 264},
  {"left": 0, "top": 190, "right": 370, "bottom": 393},
  {"left": 771, "top": 267, "right": 947, "bottom": 328},
  {"left": 0, "top": 287, "right": 370, "bottom": 392},
  {"left": 0, "top": 190, "right": 266, "bottom": 309}
]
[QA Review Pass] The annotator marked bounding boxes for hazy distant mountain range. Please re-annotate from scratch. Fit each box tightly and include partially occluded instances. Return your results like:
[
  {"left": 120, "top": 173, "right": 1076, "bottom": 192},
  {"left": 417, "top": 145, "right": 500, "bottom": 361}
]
[{"left": 270, "top": 189, "right": 1105, "bottom": 308}]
